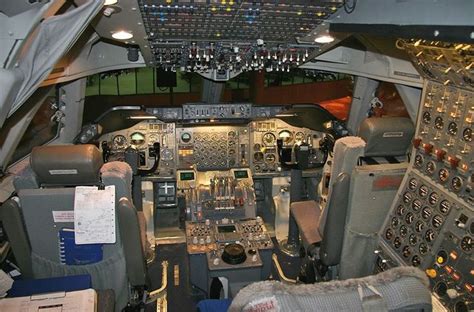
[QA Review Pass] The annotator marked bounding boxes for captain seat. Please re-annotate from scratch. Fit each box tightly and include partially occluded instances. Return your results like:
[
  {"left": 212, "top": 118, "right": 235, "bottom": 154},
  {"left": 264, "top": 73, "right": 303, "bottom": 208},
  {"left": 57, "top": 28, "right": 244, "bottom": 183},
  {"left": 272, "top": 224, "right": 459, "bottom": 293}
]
[
  {"left": 290, "top": 117, "right": 414, "bottom": 280},
  {"left": 1, "top": 145, "right": 147, "bottom": 311}
]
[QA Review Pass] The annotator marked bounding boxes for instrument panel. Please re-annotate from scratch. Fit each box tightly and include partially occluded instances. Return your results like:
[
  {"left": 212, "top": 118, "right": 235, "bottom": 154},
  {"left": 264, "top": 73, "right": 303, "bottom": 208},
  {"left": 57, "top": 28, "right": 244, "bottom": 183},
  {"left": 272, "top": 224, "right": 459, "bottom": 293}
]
[
  {"left": 100, "top": 118, "right": 325, "bottom": 176},
  {"left": 376, "top": 79, "right": 473, "bottom": 312}
]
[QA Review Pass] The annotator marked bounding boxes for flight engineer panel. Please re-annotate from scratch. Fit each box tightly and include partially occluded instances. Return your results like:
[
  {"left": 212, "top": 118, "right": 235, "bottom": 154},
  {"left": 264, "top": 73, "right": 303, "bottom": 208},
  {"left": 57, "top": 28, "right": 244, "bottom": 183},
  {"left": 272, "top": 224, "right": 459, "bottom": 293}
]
[{"left": 376, "top": 40, "right": 473, "bottom": 312}]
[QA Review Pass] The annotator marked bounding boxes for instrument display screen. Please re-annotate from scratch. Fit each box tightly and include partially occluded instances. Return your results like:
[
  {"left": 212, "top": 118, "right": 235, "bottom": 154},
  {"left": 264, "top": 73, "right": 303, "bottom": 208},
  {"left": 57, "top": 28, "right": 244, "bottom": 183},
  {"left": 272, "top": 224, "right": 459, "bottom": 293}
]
[
  {"left": 180, "top": 172, "right": 195, "bottom": 181},
  {"left": 217, "top": 225, "right": 237, "bottom": 233}
]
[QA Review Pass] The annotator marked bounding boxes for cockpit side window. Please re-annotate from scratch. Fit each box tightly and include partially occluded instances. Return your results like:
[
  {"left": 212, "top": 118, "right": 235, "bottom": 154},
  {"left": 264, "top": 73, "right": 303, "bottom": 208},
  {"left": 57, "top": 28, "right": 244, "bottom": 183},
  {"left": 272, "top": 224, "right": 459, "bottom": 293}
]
[{"left": 8, "top": 94, "right": 59, "bottom": 166}]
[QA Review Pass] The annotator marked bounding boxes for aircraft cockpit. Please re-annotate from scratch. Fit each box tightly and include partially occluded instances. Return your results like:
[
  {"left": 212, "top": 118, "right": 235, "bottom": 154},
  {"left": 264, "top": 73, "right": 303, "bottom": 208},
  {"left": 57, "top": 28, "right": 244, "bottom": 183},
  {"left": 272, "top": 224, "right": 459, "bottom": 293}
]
[{"left": 0, "top": 1, "right": 472, "bottom": 312}]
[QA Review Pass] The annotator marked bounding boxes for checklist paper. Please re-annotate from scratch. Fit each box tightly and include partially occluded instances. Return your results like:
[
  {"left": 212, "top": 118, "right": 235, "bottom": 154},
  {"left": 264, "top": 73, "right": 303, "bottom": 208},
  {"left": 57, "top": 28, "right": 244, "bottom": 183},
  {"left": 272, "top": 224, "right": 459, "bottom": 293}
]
[{"left": 74, "top": 186, "right": 116, "bottom": 244}]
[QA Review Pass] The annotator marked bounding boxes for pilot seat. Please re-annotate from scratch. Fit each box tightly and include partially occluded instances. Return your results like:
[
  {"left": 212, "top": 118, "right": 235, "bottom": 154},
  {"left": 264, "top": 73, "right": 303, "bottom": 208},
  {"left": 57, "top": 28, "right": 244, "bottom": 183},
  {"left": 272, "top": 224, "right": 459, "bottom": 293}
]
[{"left": 1, "top": 144, "right": 149, "bottom": 311}]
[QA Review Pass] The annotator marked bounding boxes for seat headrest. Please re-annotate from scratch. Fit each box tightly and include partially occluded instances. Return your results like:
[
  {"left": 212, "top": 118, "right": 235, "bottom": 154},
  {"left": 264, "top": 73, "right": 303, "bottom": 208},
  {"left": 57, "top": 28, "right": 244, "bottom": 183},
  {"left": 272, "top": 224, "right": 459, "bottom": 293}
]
[
  {"left": 359, "top": 117, "right": 414, "bottom": 157},
  {"left": 31, "top": 145, "right": 103, "bottom": 186}
]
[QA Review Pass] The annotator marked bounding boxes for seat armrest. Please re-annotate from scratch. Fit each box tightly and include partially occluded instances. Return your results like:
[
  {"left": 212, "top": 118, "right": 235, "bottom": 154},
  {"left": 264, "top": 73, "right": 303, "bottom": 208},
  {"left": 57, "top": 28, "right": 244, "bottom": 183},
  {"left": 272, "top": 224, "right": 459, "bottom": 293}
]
[
  {"left": 117, "top": 198, "right": 147, "bottom": 287},
  {"left": 0, "top": 198, "right": 33, "bottom": 277}
]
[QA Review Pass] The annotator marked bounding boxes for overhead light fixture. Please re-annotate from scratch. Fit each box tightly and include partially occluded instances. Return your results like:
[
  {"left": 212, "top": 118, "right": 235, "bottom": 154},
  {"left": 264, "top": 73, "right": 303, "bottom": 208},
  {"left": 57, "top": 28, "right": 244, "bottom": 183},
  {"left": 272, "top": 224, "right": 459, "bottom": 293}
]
[
  {"left": 127, "top": 116, "right": 158, "bottom": 120},
  {"left": 112, "top": 30, "right": 133, "bottom": 40},
  {"left": 275, "top": 113, "right": 298, "bottom": 117},
  {"left": 314, "top": 35, "right": 335, "bottom": 44},
  {"left": 104, "top": 0, "right": 118, "bottom": 5}
]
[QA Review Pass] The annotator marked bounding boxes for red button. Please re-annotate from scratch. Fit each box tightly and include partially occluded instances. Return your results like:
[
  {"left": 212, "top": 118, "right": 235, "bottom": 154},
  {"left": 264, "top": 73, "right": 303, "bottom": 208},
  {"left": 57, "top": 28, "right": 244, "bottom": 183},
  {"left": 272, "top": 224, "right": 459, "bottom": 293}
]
[
  {"left": 435, "top": 149, "right": 446, "bottom": 161},
  {"left": 413, "top": 138, "right": 422, "bottom": 148},
  {"left": 448, "top": 156, "right": 460, "bottom": 169},
  {"left": 423, "top": 143, "right": 433, "bottom": 154}
]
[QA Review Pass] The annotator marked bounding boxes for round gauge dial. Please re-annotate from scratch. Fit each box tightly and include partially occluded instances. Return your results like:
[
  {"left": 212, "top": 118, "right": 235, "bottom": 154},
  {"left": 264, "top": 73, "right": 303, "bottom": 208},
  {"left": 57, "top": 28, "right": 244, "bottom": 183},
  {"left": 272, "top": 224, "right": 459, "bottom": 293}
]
[
  {"left": 460, "top": 236, "right": 472, "bottom": 252},
  {"left": 161, "top": 148, "right": 173, "bottom": 161},
  {"left": 422, "top": 111, "right": 431, "bottom": 124},
  {"left": 414, "top": 155, "right": 424, "bottom": 168},
  {"left": 130, "top": 132, "right": 146, "bottom": 146},
  {"left": 385, "top": 228, "right": 394, "bottom": 240},
  {"left": 181, "top": 132, "right": 192, "bottom": 143},
  {"left": 438, "top": 168, "right": 449, "bottom": 183},
  {"left": 254, "top": 152, "right": 264, "bottom": 162},
  {"left": 262, "top": 132, "right": 276, "bottom": 146},
  {"left": 391, "top": 217, "right": 399, "bottom": 227},
  {"left": 411, "top": 255, "right": 421, "bottom": 267},
  {"left": 112, "top": 135, "right": 127, "bottom": 149},
  {"left": 447, "top": 121, "right": 458, "bottom": 136},
  {"left": 421, "top": 207, "right": 432, "bottom": 220},
  {"left": 278, "top": 130, "right": 293, "bottom": 145},
  {"left": 253, "top": 143, "right": 261, "bottom": 150},
  {"left": 419, "top": 243, "right": 428, "bottom": 255},
  {"left": 434, "top": 116, "right": 444, "bottom": 130},
  {"left": 402, "top": 246, "right": 411, "bottom": 258},
  {"left": 405, "top": 212, "right": 414, "bottom": 224},
  {"left": 403, "top": 192, "right": 412, "bottom": 203},
  {"left": 463, "top": 128, "right": 472, "bottom": 142},
  {"left": 426, "top": 161, "right": 436, "bottom": 175},
  {"left": 439, "top": 200, "right": 451, "bottom": 214},
  {"left": 451, "top": 176, "right": 463, "bottom": 192},
  {"left": 400, "top": 225, "right": 408, "bottom": 237},
  {"left": 264, "top": 153, "right": 276, "bottom": 163},
  {"left": 412, "top": 199, "right": 422, "bottom": 212},
  {"left": 432, "top": 215, "right": 443, "bottom": 228},
  {"left": 393, "top": 237, "right": 402, "bottom": 249},
  {"left": 409, "top": 234, "right": 418, "bottom": 245},
  {"left": 397, "top": 205, "right": 406, "bottom": 216},
  {"left": 415, "top": 221, "right": 424, "bottom": 233},
  {"left": 425, "top": 229, "right": 435, "bottom": 242},
  {"left": 418, "top": 185, "right": 429, "bottom": 198},
  {"left": 408, "top": 178, "right": 418, "bottom": 191},
  {"left": 228, "top": 131, "right": 236, "bottom": 138},
  {"left": 428, "top": 192, "right": 439, "bottom": 206},
  {"left": 295, "top": 132, "right": 305, "bottom": 144},
  {"left": 148, "top": 134, "right": 159, "bottom": 143}
]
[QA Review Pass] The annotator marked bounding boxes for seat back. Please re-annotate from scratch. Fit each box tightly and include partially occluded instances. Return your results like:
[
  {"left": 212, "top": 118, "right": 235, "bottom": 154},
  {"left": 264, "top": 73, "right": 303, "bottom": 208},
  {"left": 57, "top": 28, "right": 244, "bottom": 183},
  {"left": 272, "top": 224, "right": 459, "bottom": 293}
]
[
  {"left": 229, "top": 267, "right": 431, "bottom": 312},
  {"left": 319, "top": 172, "right": 350, "bottom": 266},
  {"left": 3, "top": 145, "right": 146, "bottom": 311},
  {"left": 337, "top": 117, "right": 413, "bottom": 279},
  {"left": 318, "top": 136, "right": 366, "bottom": 237}
]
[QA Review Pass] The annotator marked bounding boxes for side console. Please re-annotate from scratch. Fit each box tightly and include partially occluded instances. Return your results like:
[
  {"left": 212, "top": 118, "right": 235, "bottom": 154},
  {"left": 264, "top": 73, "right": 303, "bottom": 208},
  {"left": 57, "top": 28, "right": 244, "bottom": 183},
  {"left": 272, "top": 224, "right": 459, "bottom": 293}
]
[
  {"left": 186, "top": 217, "right": 273, "bottom": 297},
  {"left": 375, "top": 79, "right": 473, "bottom": 312}
]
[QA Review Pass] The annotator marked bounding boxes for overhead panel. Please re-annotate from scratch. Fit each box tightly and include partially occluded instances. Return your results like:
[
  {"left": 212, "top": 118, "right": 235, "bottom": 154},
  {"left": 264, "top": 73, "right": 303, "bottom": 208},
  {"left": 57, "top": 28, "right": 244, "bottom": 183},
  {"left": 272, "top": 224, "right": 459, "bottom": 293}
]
[{"left": 137, "top": 0, "right": 343, "bottom": 76}]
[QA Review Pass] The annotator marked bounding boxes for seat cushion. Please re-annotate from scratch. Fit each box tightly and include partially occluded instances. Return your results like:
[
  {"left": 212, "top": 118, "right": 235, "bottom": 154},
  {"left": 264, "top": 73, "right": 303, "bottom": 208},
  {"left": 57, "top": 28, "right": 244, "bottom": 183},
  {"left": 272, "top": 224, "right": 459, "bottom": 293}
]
[{"left": 290, "top": 201, "right": 322, "bottom": 246}]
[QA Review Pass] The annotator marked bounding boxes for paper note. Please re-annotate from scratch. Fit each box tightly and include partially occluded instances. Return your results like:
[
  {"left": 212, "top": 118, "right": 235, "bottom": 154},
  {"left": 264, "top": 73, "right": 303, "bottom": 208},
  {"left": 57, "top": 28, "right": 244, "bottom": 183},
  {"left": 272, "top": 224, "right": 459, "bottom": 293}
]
[{"left": 74, "top": 186, "right": 116, "bottom": 244}]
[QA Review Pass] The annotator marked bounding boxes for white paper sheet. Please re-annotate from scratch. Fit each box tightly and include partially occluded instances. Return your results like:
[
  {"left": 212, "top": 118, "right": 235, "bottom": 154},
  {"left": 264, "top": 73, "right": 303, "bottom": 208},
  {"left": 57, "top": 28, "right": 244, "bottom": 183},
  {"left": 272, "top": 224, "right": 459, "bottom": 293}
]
[
  {"left": 0, "top": 269, "right": 13, "bottom": 297},
  {"left": 0, "top": 289, "right": 96, "bottom": 312},
  {"left": 74, "top": 185, "right": 116, "bottom": 244}
]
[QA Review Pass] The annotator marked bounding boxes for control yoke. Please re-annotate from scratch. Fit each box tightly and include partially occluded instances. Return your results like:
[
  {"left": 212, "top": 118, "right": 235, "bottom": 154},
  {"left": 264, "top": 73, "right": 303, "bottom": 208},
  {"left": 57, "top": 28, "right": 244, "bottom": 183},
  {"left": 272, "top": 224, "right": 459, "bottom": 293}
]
[
  {"left": 276, "top": 139, "right": 318, "bottom": 170},
  {"left": 138, "top": 142, "right": 160, "bottom": 176}
]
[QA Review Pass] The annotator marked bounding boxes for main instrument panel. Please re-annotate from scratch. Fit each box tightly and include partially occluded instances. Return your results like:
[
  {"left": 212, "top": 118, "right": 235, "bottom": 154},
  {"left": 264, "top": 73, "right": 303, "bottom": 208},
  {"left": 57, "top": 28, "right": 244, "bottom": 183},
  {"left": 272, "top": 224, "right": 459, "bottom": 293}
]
[
  {"left": 376, "top": 79, "right": 473, "bottom": 311},
  {"left": 100, "top": 117, "right": 325, "bottom": 176}
]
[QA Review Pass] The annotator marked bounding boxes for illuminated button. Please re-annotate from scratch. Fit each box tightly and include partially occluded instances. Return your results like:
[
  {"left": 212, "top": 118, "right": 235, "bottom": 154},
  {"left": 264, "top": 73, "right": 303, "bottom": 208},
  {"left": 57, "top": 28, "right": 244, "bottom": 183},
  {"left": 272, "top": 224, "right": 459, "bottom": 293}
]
[
  {"left": 437, "top": 256, "right": 445, "bottom": 265},
  {"left": 461, "top": 163, "right": 469, "bottom": 171},
  {"left": 426, "top": 269, "right": 437, "bottom": 279},
  {"left": 435, "top": 149, "right": 446, "bottom": 161},
  {"left": 449, "top": 251, "right": 458, "bottom": 261},
  {"left": 413, "top": 138, "right": 422, "bottom": 148},
  {"left": 452, "top": 271, "right": 461, "bottom": 281},
  {"left": 465, "top": 283, "right": 473, "bottom": 293},
  {"left": 448, "top": 156, "right": 460, "bottom": 169},
  {"left": 423, "top": 143, "right": 433, "bottom": 154},
  {"left": 444, "top": 266, "right": 453, "bottom": 274}
]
